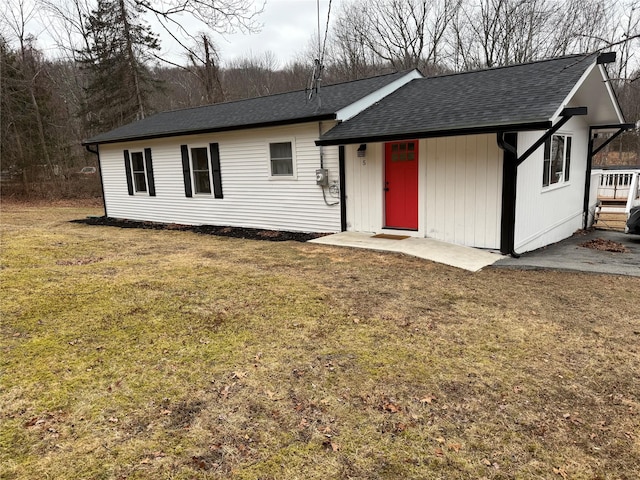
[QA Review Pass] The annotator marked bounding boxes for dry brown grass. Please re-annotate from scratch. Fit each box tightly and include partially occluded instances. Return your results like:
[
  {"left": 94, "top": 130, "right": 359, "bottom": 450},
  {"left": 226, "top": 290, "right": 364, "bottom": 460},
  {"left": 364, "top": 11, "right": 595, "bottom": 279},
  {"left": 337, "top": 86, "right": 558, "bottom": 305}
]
[{"left": 1, "top": 204, "right": 639, "bottom": 479}]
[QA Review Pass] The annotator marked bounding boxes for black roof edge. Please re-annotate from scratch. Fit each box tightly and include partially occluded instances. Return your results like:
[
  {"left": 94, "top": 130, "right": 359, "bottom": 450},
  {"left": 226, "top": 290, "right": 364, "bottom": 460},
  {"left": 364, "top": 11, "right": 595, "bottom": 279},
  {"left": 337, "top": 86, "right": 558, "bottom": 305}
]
[
  {"left": 315, "top": 121, "right": 553, "bottom": 146},
  {"left": 83, "top": 113, "right": 337, "bottom": 146}
]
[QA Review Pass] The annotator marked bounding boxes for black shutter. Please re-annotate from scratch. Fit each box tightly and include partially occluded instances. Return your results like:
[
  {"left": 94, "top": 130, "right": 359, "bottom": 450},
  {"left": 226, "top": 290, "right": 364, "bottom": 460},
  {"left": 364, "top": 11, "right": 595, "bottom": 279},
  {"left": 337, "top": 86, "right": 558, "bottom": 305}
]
[
  {"left": 180, "top": 145, "right": 192, "bottom": 197},
  {"left": 542, "top": 138, "right": 551, "bottom": 187},
  {"left": 565, "top": 137, "right": 572, "bottom": 182},
  {"left": 123, "top": 150, "right": 134, "bottom": 195},
  {"left": 144, "top": 148, "right": 156, "bottom": 196},
  {"left": 209, "top": 143, "right": 223, "bottom": 199}
]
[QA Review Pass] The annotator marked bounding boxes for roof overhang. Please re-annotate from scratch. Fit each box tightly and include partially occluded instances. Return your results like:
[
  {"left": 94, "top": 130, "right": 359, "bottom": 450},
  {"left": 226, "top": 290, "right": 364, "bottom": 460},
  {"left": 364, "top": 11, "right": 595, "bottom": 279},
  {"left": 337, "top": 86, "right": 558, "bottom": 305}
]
[
  {"left": 315, "top": 121, "right": 552, "bottom": 146},
  {"left": 83, "top": 113, "right": 338, "bottom": 146},
  {"left": 551, "top": 52, "right": 625, "bottom": 125}
]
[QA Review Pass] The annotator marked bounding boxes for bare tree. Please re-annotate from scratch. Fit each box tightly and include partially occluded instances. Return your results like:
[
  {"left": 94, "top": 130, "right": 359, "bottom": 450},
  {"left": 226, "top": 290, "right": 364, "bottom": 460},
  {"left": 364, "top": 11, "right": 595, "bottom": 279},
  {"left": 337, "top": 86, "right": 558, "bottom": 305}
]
[
  {"left": 332, "top": 0, "right": 456, "bottom": 71},
  {"left": 222, "top": 51, "right": 280, "bottom": 100},
  {"left": 187, "top": 33, "right": 224, "bottom": 104},
  {"left": 1, "top": 0, "right": 53, "bottom": 173},
  {"left": 328, "top": 1, "right": 383, "bottom": 80}
]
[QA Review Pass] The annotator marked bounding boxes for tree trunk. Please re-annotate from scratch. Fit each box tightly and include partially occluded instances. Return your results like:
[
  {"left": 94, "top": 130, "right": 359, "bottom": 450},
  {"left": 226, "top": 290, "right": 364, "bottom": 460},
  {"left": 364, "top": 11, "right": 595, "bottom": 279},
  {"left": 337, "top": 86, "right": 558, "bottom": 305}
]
[{"left": 118, "top": 0, "right": 145, "bottom": 120}]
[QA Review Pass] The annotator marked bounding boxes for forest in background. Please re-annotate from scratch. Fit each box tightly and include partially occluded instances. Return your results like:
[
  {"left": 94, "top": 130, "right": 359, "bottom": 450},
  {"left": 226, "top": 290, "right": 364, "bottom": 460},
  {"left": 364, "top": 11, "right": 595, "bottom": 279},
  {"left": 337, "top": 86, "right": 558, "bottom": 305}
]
[{"left": 1, "top": 0, "right": 639, "bottom": 198}]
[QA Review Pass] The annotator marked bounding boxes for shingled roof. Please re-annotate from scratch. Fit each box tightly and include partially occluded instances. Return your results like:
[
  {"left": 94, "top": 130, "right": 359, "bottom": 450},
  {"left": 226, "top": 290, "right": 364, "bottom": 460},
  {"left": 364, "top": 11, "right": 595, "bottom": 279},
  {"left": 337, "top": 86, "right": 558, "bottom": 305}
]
[
  {"left": 317, "top": 54, "right": 599, "bottom": 146},
  {"left": 83, "top": 70, "right": 415, "bottom": 145}
]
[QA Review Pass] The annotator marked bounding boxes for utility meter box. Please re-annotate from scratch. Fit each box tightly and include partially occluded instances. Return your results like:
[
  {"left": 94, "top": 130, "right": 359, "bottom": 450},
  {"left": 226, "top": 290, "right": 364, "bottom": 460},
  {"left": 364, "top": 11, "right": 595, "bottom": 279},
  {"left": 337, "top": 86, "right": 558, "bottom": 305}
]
[{"left": 315, "top": 168, "right": 329, "bottom": 186}]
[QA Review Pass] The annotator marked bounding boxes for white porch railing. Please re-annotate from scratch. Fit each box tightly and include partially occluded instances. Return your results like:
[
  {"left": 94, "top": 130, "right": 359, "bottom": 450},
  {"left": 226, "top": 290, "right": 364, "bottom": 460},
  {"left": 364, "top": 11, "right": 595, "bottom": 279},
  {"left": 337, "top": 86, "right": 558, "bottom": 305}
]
[{"left": 593, "top": 169, "right": 640, "bottom": 214}]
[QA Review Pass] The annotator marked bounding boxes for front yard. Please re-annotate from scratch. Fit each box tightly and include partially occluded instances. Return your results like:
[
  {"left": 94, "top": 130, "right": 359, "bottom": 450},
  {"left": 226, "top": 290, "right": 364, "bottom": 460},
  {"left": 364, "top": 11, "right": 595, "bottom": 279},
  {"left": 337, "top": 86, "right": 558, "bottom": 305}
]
[{"left": 1, "top": 203, "right": 639, "bottom": 479}]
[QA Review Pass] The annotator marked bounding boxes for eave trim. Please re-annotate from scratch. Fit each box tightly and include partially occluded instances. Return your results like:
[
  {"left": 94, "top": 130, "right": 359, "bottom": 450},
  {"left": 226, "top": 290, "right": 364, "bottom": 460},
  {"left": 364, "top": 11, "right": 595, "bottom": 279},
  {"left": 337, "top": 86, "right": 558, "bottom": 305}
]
[
  {"left": 82, "top": 113, "right": 338, "bottom": 146},
  {"left": 315, "top": 121, "right": 552, "bottom": 146}
]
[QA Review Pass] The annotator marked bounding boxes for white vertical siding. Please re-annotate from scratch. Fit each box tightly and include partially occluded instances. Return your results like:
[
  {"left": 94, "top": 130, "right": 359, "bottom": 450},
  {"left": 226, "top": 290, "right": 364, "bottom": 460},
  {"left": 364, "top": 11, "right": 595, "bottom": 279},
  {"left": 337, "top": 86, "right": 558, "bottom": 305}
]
[
  {"left": 424, "top": 135, "right": 502, "bottom": 249},
  {"left": 344, "top": 143, "right": 384, "bottom": 232},
  {"left": 345, "top": 134, "right": 502, "bottom": 249},
  {"left": 514, "top": 117, "right": 589, "bottom": 252},
  {"left": 99, "top": 122, "right": 341, "bottom": 233}
]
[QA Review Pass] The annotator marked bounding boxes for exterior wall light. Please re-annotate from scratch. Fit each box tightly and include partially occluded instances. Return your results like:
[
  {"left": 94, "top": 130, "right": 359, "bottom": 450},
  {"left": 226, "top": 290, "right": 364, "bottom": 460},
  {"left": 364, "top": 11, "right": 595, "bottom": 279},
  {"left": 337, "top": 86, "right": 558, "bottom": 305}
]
[{"left": 357, "top": 144, "right": 367, "bottom": 157}]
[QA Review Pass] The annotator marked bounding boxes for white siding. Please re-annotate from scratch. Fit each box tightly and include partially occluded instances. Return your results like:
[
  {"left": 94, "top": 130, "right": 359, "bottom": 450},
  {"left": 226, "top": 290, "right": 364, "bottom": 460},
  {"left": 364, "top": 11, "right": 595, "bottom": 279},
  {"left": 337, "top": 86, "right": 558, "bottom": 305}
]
[
  {"left": 514, "top": 116, "right": 589, "bottom": 252},
  {"left": 99, "top": 122, "right": 341, "bottom": 233},
  {"left": 344, "top": 143, "right": 384, "bottom": 233},
  {"left": 345, "top": 134, "right": 503, "bottom": 249},
  {"left": 424, "top": 135, "right": 502, "bottom": 249}
]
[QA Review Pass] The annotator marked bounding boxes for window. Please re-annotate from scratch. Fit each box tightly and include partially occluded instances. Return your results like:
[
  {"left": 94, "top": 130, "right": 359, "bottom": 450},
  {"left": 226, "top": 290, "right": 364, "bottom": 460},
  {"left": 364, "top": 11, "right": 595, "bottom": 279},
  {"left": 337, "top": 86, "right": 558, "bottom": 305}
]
[
  {"left": 543, "top": 134, "right": 572, "bottom": 187},
  {"left": 390, "top": 142, "right": 416, "bottom": 162},
  {"left": 124, "top": 148, "right": 155, "bottom": 196},
  {"left": 269, "top": 142, "right": 294, "bottom": 176},
  {"left": 130, "top": 151, "right": 147, "bottom": 193},
  {"left": 191, "top": 147, "right": 212, "bottom": 194},
  {"left": 180, "top": 143, "right": 223, "bottom": 198}
]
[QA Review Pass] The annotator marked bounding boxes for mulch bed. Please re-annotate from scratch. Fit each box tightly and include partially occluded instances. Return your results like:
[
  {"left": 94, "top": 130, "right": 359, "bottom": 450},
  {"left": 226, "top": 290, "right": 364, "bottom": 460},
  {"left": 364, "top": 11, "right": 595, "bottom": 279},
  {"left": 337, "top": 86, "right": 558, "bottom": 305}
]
[
  {"left": 579, "top": 238, "right": 628, "bottom": 253},
  {"left": 71, "top": 216, "right": 327, "bottom": 242}
]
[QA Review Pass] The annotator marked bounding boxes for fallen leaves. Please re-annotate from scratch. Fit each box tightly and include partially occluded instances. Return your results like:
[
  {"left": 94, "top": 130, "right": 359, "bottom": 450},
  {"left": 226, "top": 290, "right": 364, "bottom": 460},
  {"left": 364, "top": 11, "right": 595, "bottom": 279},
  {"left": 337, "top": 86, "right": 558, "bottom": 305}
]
[
  {"left": 580, "top": 238, "right": 628, "bottom": 252},
  {"left": 482, "top": 458, "right": 500, "bottom": 469},
  {"left": 419, "top": 394, "right": 437, "bottom": 404},
  {"left": 322, "top": 439, "right": 340, "bottom": 452},
  {"left": 447, "top": 442, "right": 462, "bottom": 452},
  {"left": 553, "top": 466, "right": 568, "bottom": 478},
  {"left": 382, "top": 402, "right": 401, "bottom": 413}
]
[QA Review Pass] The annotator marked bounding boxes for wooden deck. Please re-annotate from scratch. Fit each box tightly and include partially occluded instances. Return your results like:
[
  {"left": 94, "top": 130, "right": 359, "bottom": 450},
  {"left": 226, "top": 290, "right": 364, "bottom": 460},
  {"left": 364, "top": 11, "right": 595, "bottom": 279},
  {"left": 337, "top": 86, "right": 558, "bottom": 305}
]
[{"left": 593, "top": 198, "right": 627, "bottom": 231}]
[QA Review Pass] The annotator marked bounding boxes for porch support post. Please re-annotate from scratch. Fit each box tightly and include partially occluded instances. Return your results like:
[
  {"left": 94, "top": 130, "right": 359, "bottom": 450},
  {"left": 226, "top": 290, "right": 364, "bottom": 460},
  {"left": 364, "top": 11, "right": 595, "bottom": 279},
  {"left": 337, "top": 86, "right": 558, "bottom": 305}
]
[
  {"left": 498, "top": 132, "right": 518, "bottom": 256},
  {"left": 582, "top": 127, "right": 596, "bottom": 230},
  {"left": 339, "top": 146, "right": 347, "bottom": 232}
]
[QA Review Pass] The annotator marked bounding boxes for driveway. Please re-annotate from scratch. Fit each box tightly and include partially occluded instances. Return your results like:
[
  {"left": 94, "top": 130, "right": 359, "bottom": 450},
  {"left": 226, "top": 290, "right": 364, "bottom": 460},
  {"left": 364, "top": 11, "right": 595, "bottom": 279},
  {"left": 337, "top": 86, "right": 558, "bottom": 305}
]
[{"left": 493, "top": 229, "right": 640, "bottom": 277}]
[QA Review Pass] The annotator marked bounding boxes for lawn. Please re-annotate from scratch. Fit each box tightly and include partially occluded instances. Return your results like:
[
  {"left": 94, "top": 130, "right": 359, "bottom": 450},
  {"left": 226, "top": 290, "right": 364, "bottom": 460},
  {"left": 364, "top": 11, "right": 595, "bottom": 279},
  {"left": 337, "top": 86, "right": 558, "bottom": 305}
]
[{"left": 1, "top": 203, "right": 639, "bottom": 479}]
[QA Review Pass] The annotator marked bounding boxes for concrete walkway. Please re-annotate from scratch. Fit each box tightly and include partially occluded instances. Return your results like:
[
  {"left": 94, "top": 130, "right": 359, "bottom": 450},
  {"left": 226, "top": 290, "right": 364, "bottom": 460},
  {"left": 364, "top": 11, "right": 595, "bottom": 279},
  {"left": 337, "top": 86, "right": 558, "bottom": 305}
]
[{"left": 309, "top": 232, "right": 504, "bottom": 272}]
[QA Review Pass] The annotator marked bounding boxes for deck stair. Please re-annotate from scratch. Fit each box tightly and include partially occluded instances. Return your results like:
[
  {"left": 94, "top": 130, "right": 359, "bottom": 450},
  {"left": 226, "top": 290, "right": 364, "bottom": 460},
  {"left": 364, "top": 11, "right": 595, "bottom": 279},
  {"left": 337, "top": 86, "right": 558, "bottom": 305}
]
[{"left": 593, "top": 198, "right": 628, "bottom": 231}]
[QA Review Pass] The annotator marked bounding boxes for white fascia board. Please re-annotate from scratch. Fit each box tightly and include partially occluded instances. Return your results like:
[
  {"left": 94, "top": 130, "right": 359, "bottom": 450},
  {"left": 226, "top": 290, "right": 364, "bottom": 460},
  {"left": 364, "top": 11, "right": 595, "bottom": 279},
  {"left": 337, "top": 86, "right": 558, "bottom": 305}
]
[
  {"left": 550, "top": 62, "right": 625, "bottom": 124},
  {"left": 336, "top": 70, "right": 423, "bottom": 122},
  {"left": 598, "top": 64, "right": 625, "bottom": 124}
]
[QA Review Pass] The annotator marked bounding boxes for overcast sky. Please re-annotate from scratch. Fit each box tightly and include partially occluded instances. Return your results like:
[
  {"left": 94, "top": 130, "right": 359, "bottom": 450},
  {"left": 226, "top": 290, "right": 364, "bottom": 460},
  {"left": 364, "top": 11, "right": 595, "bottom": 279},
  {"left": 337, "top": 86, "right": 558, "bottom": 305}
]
[
  {"left": 4, "top": 0, "right": 339, "bottom": 68},
  {"left": 153, "top": 0, "right": 339, "bottom": 67}
]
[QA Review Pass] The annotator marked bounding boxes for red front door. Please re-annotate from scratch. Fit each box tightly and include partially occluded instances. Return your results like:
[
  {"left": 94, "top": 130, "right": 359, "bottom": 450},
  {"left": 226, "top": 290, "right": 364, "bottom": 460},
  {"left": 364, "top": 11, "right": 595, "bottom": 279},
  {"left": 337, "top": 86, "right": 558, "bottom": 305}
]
[{"left": 385, "top": 140, "right": 418, "bottom": 230}]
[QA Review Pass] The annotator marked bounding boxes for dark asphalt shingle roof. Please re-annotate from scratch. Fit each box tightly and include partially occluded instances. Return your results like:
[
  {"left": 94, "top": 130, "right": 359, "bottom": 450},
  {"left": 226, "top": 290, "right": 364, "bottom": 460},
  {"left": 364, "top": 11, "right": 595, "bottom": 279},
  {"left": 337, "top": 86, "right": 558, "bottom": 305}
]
[
  {"left": 83, "top": 70, "right": 414, "bottom": 145},
  {"left": 318, "top": 54, "right": 597, "bottom": 145}
]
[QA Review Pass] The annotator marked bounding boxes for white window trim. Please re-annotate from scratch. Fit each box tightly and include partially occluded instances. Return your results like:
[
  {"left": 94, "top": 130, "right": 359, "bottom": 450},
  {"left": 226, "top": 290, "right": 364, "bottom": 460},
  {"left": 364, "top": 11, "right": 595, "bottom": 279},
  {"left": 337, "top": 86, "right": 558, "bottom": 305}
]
[
  {"left": 267, "top": 138, "right": 297, "bottom": 180},
  {"left": 542, "top": 133, "right": 572, "bottom": 191},
  {"left": 189, "top": 144, "right": 214, "bottom": 195},
  {"left": 130, "top": 150, "right": 148, "bottom": 195}
]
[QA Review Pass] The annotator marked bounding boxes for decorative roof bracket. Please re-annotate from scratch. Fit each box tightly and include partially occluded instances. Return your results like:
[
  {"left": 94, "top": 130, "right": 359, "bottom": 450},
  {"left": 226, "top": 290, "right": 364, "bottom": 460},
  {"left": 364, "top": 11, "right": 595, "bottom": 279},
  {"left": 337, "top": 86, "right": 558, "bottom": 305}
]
[{"left": 515, "top": 107, "right": 588, "bottom": 166}]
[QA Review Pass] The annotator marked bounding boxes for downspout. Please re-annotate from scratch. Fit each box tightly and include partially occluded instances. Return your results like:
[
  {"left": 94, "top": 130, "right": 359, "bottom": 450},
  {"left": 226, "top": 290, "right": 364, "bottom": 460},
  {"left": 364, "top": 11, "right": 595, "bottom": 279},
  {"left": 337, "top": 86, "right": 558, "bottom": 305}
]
[
  {"left": 497, "top": 132, "right": 520, "bottom": 257},
  {"left": 339, "top": 146, "right": 347, "bottom": 231},
  {"left": 85, "top": 143, "right": 107, "bottom": 218}
]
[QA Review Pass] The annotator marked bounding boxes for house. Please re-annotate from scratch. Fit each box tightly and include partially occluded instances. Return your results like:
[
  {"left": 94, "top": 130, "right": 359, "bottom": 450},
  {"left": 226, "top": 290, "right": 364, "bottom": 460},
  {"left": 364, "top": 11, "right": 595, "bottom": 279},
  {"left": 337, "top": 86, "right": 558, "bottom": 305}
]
[
  {"left": 84, "top": 53, "right": 631, "bottom": 255},
  {"left": 83, "top": 70, "right": 421, "bottom": 234}
]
